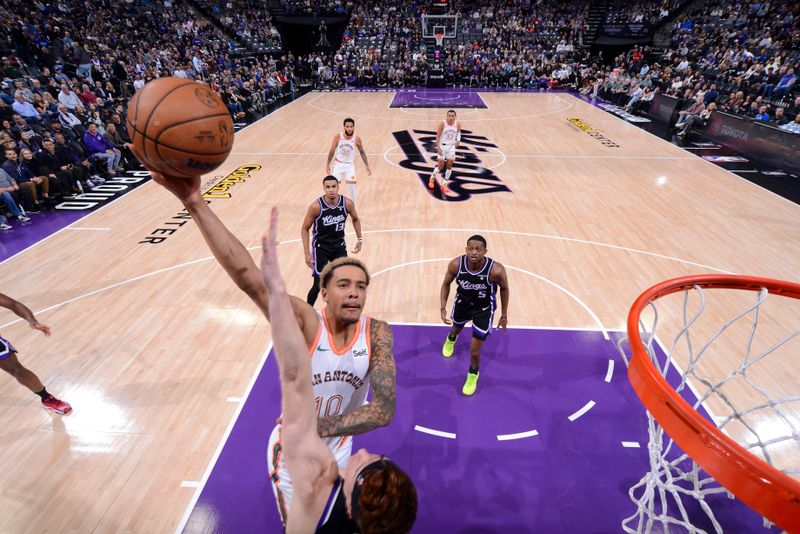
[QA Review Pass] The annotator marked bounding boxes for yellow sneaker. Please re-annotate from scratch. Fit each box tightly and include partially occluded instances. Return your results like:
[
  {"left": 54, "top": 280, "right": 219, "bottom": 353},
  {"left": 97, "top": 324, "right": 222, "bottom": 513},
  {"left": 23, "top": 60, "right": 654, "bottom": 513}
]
[
  {"left": 440, "top": 181, "right": 450, "bottom": 194},
  {"left": 462, "top": 371, "right": 479, "bottom": 396},
  {"left": 428, "top": 176, "right": 435, "bottom": 189},
  {"left": 442, "top": 335, "right": 456, "bottom": 358}
]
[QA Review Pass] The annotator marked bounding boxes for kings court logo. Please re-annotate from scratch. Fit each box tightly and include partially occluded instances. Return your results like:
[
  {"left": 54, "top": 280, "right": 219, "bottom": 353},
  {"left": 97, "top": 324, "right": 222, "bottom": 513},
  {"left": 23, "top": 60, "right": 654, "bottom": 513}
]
[{"left": 392, "top": 129, "right": 512, "bottom": 202}]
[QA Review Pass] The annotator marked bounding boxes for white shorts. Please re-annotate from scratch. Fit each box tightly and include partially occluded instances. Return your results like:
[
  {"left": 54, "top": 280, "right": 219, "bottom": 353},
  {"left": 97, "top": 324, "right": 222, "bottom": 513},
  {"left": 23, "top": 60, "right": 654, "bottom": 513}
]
[
  {"left": 439, "top": 144, "right": 456, "bottom": 161},
  {"left": 332, "top": 161, "right": 356, "bottom": 184},
  {"left": 267, "top": 424, "right": 353, "bottom": 525}
]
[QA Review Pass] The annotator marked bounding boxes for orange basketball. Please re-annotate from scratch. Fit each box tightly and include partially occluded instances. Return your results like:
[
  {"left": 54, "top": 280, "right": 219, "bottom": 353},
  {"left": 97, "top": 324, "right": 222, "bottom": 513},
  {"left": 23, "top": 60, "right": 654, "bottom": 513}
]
[{"left": 127, "top": 77, "right": 234, "bottom": 178}]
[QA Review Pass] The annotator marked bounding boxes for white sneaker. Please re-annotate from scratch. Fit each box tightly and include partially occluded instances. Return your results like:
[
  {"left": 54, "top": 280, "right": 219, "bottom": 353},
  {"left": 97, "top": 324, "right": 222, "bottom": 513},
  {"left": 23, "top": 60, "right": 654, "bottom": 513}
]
[
  {"left": 85, "top": 179, "right": 96, "bottom": 189},
  {"left": 0, "top": 222, "right": 11, "bottom": 230},
  {"left": 18, "top": 215, "right": 30, "bottom": 222}
]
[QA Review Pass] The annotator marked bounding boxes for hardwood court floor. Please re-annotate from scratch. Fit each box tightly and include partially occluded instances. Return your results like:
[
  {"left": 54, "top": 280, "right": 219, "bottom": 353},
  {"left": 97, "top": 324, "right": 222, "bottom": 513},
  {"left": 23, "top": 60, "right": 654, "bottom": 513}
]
[{"left": 0, "top": 92, "right": 798, "bottom": 532}]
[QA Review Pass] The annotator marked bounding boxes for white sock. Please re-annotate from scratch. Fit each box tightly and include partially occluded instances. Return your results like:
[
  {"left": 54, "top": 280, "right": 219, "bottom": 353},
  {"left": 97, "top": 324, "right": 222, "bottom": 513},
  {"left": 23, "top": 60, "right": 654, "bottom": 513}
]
[
  {"left": 444, "top": 168, "right": 452, "bottom": 180},
  {"left": 348, "top": 184, "right": 357, "bottom": 204}
]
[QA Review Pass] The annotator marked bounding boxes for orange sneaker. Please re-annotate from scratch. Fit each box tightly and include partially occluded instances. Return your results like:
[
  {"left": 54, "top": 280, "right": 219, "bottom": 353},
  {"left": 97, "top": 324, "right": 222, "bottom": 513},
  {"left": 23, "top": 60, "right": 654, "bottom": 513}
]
[
  {"left": 440, "top": 182, "right": 450, "bottom": 194},
  {"left": 428, "top": 176, "right": 435, "bottom": 189}
]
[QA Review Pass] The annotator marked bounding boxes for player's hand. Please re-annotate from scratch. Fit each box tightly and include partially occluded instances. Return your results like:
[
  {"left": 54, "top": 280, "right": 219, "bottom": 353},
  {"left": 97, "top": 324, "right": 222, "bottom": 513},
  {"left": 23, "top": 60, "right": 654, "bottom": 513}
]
[
  {"left": 304, "top": 251, "right": 313, "bottom": 269},
  {"left": 30, "top": 322, "right": 51, "bottom": 336},
  {"left": 497, "top": 316, "right": 508, "bottom": 331},
  {"left": 352, "top": 240, "right": 362, "bottom": 253},
  {"left": 260, "top": 206, "right": 286, "bottom": 294},
  {"left": 366, "top": 167, "right": 372, "bottom": 177},
  {"left": 440, "top": 308, "right": 451, "bottom": 325},
  {"left": 325, "top": 164, "right": 331, "bottom": 175},
  {"left": 130, "top": 146, "right": 201, "bottom": 204}
]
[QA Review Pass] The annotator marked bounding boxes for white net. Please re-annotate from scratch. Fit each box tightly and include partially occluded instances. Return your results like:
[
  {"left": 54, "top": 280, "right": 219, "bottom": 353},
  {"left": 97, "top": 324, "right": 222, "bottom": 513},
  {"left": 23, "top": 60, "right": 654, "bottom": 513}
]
[{"left": 618, "top": 282, "right": 800, "bottom": 533}]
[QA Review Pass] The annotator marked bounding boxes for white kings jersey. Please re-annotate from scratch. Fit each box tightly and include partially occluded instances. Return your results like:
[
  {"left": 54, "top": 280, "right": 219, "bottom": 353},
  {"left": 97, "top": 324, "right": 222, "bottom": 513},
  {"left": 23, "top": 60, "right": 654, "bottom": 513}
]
[
  {"left": 441, "top": 121, "right": 458, "bottom": 147},
  {"left": 334, "top": 132, "right": 356, "bottom": 164},
  {"left": 309, "top": 309, "right": 372, "bottom": 451}
]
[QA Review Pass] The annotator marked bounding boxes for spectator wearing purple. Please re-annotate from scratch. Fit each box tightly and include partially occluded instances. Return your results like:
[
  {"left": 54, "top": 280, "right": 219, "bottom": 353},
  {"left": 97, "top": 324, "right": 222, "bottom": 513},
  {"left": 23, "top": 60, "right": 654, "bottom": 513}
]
[{"left": 83, "top": 123, "right": 121, "bottom": 176}]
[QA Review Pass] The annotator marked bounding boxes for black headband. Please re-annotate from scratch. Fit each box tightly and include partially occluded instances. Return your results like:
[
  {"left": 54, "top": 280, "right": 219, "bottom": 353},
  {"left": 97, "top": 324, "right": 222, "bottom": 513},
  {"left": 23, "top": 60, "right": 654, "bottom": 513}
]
[{"left": 350, "top": 457, "right": 397, "bottom": 523}]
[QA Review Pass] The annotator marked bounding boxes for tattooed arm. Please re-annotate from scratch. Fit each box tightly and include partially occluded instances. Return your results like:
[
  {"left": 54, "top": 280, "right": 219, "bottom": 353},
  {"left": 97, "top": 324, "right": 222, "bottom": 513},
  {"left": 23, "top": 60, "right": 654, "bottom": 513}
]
[{"left": 316, "top": 318, "right": 396, "bottom": 437}]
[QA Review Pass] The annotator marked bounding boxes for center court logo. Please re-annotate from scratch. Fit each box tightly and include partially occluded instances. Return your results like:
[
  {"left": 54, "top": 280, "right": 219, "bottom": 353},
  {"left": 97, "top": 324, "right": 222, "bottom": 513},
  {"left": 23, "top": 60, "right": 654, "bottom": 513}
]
[{"left": 392, "top": 129, "right": 512, "bottom": 202}]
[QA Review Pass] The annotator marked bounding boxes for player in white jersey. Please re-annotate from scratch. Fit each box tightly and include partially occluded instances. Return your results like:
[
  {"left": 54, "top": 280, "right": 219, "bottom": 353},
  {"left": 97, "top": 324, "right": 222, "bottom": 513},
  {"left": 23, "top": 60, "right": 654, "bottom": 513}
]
[
  {"left": 428, "top": 109, "right": 461, "bottom": 194},
  {"left": 132, "top": 148, "right": 399, "bottom": 532},
  {"left": 260, "top": 208, "right": 416, "bottom": 534},
  {"left": 326, "top": 117, "right": 372, "bottom": 205}
]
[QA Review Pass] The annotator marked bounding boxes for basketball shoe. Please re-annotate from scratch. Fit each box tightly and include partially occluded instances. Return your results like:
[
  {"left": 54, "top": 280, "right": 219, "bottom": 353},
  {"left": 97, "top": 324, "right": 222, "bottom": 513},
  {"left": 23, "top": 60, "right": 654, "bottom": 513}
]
[
  {"left": 462, "top": 371, "right": 479, "bottom": 396},
  {"left": 428, "top": 175, "right": 436, "bottom": 189},
  {"left": 42, "top": 395, "right": 72, "bottom": 414},
  {"left": 442, "top": 335, "right": 457, "bottom": 358}
]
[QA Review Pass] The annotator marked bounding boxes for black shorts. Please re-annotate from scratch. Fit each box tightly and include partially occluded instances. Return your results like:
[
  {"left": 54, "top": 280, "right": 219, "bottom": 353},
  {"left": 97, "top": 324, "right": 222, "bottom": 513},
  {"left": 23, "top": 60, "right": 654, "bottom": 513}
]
[
  {"left": 451, "top": 299, "right": 495, "bottom": 340},
  {"left": 312, "top": 244, "right": 347, "bottom": 276}
]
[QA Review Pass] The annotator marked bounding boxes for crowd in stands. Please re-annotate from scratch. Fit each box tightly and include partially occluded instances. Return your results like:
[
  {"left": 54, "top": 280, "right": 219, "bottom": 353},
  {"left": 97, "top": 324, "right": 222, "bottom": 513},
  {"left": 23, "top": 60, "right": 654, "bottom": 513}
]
[
  {"left": 283, "top": 0, "right": 352, "bottom": 17},
  {"left": 304, "top": 0, "right": 588, "bottom": 90},
  {"left": 604, "top": 0, "right": 680, "bottom": 24},
  {"left": 1, "top": 0, "right": 798, "bottom": 231},
  {"left": 0, "top": 0, "right": 296, "bottom": 231},
  {"left": 581, "top": 0, "right": 799, "bottom": 138},
  {"left": 195, "top": 0, "right": 283, "bottom": 52}
]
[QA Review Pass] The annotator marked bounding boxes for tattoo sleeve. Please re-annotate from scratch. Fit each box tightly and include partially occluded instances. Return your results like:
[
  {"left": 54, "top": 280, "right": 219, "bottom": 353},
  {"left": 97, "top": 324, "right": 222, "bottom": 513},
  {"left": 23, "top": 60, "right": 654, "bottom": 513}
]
[{"left": 316, "top": 319, "right": 397, "bottom": 438}]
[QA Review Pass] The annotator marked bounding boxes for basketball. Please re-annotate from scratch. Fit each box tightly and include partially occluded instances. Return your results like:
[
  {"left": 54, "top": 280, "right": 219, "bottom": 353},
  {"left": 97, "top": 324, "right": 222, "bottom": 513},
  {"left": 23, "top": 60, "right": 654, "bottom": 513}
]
[{"left": 126, "top": 77, "right": 234, "bottom": 178}]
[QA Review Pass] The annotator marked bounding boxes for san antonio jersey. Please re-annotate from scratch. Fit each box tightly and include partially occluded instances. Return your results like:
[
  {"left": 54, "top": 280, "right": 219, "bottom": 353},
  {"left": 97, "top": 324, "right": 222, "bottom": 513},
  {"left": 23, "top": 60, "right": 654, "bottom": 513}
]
[
  {"left": 309, "top": 309, "right": 371, "bottom": 452},
  {"left": 454, "top": 255, "right": 497, "bottom": 310}
]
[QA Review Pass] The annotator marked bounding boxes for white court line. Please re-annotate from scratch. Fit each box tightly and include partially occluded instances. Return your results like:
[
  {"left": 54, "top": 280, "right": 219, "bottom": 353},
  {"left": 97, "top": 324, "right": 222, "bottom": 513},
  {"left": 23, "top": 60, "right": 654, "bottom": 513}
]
[
  {"left": 63, "top": 227, "right": 111, "bottom": 231},
  {"left": 568, "top": 400, "right": 596, "bottom": 421},
  {"left": 180, "top": 481, "right": 201, "bottom": 488},
  {"left": 226, "top": 397, "right": 243, "bottom": 403},
  {"left": 387, "top": 320, "right": 624, "bottom": 333},
  {"left": 414, "top": 425, "right": 457, "bottom": 439},
  {"left": 505, "top": 264, "right": 609, "bottom": 340},
  {"left": 370, "top": 259, "right": 609, "bottom": 339},
  {"left": 604, "top": 359, "right": 615, "bottom": 383},
  {"left": 175, "top": 342, "right": 274, "bottom": 534},
  {"left": 497, "top": 429, "right": 539, "bottom": 441},
  {"left": 1, "top": 227, "right": 731, "bottom": 330},
  {"left": 622, "top": 441, "right": 641, "bottom": 448}
]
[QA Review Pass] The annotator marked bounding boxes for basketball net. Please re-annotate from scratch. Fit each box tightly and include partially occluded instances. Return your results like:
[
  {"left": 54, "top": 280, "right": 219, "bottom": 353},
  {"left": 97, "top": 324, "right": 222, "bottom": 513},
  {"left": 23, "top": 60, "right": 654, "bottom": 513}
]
[
  {"left": 435, "top": 33, "right": 444, "bottom": 47},
  {"left": 617, "top": 276, "right": 800, "bottom": 533}
]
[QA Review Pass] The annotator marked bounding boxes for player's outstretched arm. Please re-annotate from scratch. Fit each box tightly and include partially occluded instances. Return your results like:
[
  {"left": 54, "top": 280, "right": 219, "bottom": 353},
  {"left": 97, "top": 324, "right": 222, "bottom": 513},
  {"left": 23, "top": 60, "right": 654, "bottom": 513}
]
[
  {"left": 0, "top": 292, "right": 50, "bottom": 335},
  {"left": 131, "top": 147, "right": 316, "bottom": 332},
  {"left": 316, "top": 318, "right": 396, "bottom": 437},
  {"left": 261, "top": 207, "right": 338, "bottom": 532}
]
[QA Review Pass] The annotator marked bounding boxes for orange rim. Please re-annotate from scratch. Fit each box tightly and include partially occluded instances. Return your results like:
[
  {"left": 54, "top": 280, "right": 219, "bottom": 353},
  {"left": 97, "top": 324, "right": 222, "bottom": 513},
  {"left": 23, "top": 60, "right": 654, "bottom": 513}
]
[{"left": 627, "top": 275, "right": 800, "bottom": 532}]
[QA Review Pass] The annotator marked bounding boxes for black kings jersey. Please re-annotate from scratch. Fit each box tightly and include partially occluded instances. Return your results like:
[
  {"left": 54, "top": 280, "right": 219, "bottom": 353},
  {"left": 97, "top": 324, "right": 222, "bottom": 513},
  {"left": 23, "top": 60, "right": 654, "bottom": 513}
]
[
  {"left": 454, "top": 255, "right": 497, "bottom": 309},
  {"left": 312, "top": 195, "right": 348, "bottom": 251}
]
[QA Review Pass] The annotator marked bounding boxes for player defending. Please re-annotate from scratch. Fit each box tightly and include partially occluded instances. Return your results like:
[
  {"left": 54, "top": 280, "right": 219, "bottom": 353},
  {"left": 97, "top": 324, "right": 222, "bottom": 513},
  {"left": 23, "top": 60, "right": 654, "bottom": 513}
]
[
  {"left": 131, "top": 147, "right": 397, "bottom": 529},
  {"left": 0, "top": 292, "right": 72, "bottom": 414},
  {"left": 428, "top": 109, "right": 461, "bottom": 194},
  {"left": 261, "top": 207, "right": 417, "bottom": 533},
  {"left": 326, "top": 117, "right": 371, "bottom": 205},
  {"left": 439, "top": 235, "right": 509, "bottom": 396},
  {"left": 302, "top": 175, "right": 362, "bottom": 306}
]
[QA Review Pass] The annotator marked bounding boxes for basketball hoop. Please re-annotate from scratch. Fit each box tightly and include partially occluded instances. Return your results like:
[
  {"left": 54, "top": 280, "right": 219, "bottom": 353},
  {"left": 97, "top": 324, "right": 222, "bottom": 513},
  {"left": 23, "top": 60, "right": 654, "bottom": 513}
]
[
  {"left": 619, "top": 275, "right": 800, "bottom": 533},
  {"left": 435, "top": 32, "right": 444, "bottom": 47}
]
